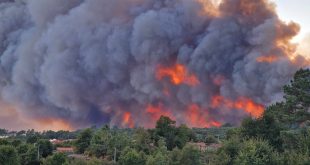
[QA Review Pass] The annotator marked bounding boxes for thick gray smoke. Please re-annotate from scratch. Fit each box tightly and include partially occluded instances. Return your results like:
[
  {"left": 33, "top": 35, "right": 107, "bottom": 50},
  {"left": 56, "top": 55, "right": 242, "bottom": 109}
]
[{"left": 0, "top": 0, "right": 308, "bottom": 128}]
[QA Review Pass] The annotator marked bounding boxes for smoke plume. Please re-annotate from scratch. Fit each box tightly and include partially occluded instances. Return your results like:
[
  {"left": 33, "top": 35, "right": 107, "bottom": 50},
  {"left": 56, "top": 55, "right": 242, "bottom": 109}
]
[{"left": 0, "top": 0, "right": 308, "bottom": 129}]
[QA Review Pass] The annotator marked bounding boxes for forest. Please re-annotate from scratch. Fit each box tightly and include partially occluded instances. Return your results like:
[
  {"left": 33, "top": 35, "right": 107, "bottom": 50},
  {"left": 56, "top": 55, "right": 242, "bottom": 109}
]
[{"left": 0, "top": 69, "right": 309, "bottom": 165}]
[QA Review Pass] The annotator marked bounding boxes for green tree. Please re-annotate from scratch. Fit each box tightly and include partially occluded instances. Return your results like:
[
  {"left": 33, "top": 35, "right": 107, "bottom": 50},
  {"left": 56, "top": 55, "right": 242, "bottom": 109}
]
[
  {"left": 154, "top": 138, "right": 168, "bottom": 155},
  {"left": 174, "top": 124, "right": 191, "bottom": 149},
  {"left": 11, "top": 140, "right": 22, "bottom": 147},
  {"left": 154, "top": 116, "right": 192, "bottom": 150},
  {"left": 0, "top": 139, "right": 9, "bottom": 145},
  {"left": 234, "top": 139, "right": 278, "bottom": 165},
  {"left": 0, "top": 145, "right": 20, "bottom": 165},
  {"left": 179, "top": 144, "right": 201, "bottom": 165},
  {"left": 146, "top": 152, "right": 169, "bottom": 165},
  {"left": 281, "top": 128, "right": 310, "bottom": 154},
  {"left": 38, "top": 140, "right": 53, "bottom": 158},
  {"left": 284, "top": 69, "right": 310, "bottom": 111},
  {"left": 75, "top": 128, "right": 93, "bottom": 154},
  {"left": 155, "top": 116, "right": 176, "bottom": 137},
  {"left": 205, "top": 135, "right": 218, "bottom": 145},
  {"left": 168, "top": 148, "right": 181, "bottom": 165},
  {"left": 241, "top": 113, "right": 284, "bottom": 150},
  {"left": 67, "top": 157, "right": 117, "bottom": 165},
  {"left": 24, "top": 146, "right": 39, "bottom": 165},
  {"left": 107, "top": 131, "right": 131, "bottom": 161},
  {"left": 0, "top": 128, "right": 8, "bottom": 135},
  {"left": 155, "top": 116, "right": 176, "bottom": 150},
  {"left": 119, "top": 147, "right": 146, "bottom": 165},
  {"left": 133, "top": 128, "right": 152, "bottom": 154},
  {"left": 215, "top": 137, "right": 242, "bottom": 165},
  {"left": 18, "top": 144, "right": 38, "bottom": 165},
  {"left": 26, "top": 135, "right": 40, "bottom": 144},
  {"left": 88, "top": 127, "right": 110, "bottom": 157},
  {"left": 277, "top": 151, "right": 310, "bottom": 165},
  {"left": 43, "top": 153, "right": 67, "bottom": 165}
]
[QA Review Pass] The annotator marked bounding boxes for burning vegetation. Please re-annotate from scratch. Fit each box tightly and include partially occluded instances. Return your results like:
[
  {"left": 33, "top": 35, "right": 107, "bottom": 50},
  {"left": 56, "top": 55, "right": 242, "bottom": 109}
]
[
  {"left": 0, "top": 0, "right": 309, "bottom": 129},
  {"left": 156, "top": 63, "right": 200, "bottom": 86}
]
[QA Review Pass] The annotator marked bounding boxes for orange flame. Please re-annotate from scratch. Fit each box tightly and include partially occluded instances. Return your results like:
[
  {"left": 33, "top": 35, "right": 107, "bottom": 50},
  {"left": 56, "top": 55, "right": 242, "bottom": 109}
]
[
  {"left": 211, "top": 95, "right": 264, "bottom": 118},
  {"left": 146, "top": 104, "right": 174, "bottom": 122},
  {"left": 156, "top": 63, "right": 199, "bottom": 86},
  {"left": 122, "top": 112, "right": 134, "bottom": 128},
  {"left": 145, "top": 104, "right": 176, "bottom": 128},
  {"left": 256, "top": 55, "right": 279, "bottom": 63},
  {"left": 186, "top": 104, "right": 221, "bottom": 128},
  {"left": 36, "top": 118, "right": 73, "bottom": 131}
]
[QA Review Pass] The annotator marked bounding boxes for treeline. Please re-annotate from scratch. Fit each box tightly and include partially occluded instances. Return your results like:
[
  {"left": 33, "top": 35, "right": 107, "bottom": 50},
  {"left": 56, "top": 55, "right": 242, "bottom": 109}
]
[
  {"left": 0, "top": 69, "right": 309, "bottom": 165},
  {"left": 73, "top": 116, "right": 199, "bottom": 164},
  {"left": 211, "top": 69, "right": 310, "bottom": 165},
  {"left": 0, "top": 129, "right": 78, "bottom": 140}
]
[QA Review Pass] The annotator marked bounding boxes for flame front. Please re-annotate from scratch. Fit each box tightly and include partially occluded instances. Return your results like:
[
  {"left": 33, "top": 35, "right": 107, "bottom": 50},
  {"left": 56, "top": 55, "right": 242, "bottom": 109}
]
[
  {"left": 146, "top": 104, "right": 174, "bottom": 124},
  {"left": 156, "top": 63, "right": 200, "bottom": 86},
  {"left": 212, "top": 95, "right": 264, "bottom": 118},
  {"left": 122, "top": 112, "right": 134, "bottom": 128},
  {"left": 186, "top": 104, "right": 221, "bottom": 128},
  {"left": 145, "top": 103, "right": 221, "bottom": 128}
]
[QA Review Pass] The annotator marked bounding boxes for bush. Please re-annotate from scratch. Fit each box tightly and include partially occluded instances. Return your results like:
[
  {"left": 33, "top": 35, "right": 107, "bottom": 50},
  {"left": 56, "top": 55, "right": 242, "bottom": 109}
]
[
  {"left": 0, "top": 145, "right": 20, "bottom": 165},
  {"left": 234, "top": 139, "right": 278, "bottom": 165},
  {"left": 119, "top": 147, "right": 146, "bottom": 165},
  {"left": 43, "top": 153, "right": 67, "bottom": 165}
]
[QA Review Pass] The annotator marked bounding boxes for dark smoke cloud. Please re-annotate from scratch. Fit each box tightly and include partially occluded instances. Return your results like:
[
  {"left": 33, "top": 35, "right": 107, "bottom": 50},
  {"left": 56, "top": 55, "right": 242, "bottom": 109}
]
[{"left": 0, "top": 0, "right": 308, "bottom": 128}]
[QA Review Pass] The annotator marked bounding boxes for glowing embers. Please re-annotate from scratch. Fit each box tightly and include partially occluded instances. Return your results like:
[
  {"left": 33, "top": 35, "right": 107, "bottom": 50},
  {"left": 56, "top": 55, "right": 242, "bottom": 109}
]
[
  {"left": 211, "top": 95, "right": 264, "bottom": 118},
  {"left": 156, "top": 63, "right": 199, "bottom": 86},
  {"left": 122, "top": 112, "right": 134, "bottom": 128},
  {"left": 186, "top": 104, "right": 221, "bottom": 128}
]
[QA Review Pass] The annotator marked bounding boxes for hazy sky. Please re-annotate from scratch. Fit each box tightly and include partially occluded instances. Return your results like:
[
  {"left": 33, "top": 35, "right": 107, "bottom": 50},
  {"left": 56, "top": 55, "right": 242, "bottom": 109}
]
[{"left": 273, "top": 0, "right": 310, "bottom": 42}]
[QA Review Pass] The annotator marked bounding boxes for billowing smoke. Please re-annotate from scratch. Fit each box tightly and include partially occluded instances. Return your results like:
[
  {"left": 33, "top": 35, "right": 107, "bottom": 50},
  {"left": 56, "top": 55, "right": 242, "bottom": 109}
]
[{"left": 0, "top": 0, "right": 308, "bottom": 129}]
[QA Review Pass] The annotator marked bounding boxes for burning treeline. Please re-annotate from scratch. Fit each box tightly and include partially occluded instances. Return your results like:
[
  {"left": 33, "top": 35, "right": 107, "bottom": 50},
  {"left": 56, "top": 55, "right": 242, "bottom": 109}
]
[{"left": 0, "top": 0, "right": 308, "bottom": 129}]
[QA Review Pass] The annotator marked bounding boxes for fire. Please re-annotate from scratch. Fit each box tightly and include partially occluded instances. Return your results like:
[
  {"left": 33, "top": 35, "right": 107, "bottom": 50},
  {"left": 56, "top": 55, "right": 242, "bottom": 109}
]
[
  {"left": 122, "top": 112, "right": 134, "bottom": 128},
  {"left": 234, "top": 98, "right": 265, "bottom": 118},
  {"left": 156, "top": 63, "right": 199, "bottom": 86},
  {"left": 256, "top": 55, "right": 279, "bottom": 63},
  {"left": 211, "top": 95, "right": 264, "bottom": 118},
  {"left": 146, "top": 104, "right": 174, "bottom": 121},
  {"left": 186, "top": 104, "right": 221, "bottom": 128},
  {"left": 36, "top": 118, "right": 73, "bottom": 131}
]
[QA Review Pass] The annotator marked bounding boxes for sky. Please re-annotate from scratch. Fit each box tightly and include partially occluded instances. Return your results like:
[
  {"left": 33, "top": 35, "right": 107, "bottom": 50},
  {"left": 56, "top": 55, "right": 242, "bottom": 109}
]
[{"left": 273, "top": 0, "right": 310, "bottom": 42}]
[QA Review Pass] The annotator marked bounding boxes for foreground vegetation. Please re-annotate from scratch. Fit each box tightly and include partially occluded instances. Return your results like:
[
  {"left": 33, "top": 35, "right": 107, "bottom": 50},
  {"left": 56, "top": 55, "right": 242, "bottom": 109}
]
[{"left": 0, "top": 69, "right": 309, "bottom": 165}]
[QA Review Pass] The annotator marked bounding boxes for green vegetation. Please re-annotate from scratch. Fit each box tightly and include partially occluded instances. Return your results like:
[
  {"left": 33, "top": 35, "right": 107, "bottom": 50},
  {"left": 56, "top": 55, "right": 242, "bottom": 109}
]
[
  {"left": 0, "top": 69, "right": 309, "bottom": 165},
  {"left": 43, "top": 153, "right": 67, "bottom": 165},
  {"left": 0, "top": 145, "right": 20, "bottom": 165}
]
